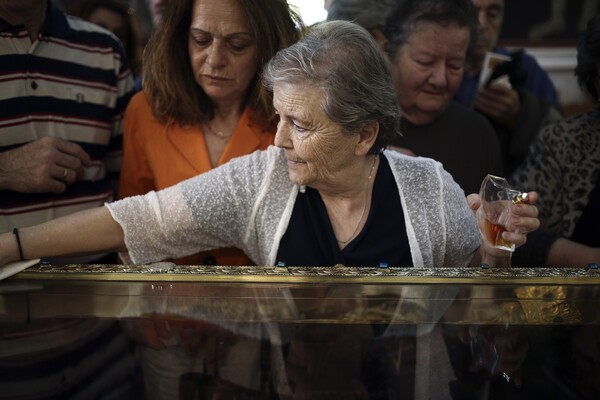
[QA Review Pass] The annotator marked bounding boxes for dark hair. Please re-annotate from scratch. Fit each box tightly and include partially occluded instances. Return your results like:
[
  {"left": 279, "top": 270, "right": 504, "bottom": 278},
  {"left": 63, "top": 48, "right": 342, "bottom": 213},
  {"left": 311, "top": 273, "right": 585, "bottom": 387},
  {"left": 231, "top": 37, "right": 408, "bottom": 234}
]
[
  {"left": 575, "top": 14, "right": 600, "bottom": 101},
  {"left": 71, "top": 0, "right": 142, "bottom": 77},
  {"left": 143, "top": 0, "right": 304, "bottom": 127},
  {"left": 263, "top": 20, "right": 401, "bottom": 154},
  {"left": 386, "top": 0, "right": 477, "bottom": 59}
]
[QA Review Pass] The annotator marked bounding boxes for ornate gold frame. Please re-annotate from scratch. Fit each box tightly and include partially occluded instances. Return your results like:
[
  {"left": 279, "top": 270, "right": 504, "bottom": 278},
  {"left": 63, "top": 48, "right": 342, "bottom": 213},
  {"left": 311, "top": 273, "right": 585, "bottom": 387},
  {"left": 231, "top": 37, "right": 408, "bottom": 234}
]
[{"left": 12, "top": 263, "right": 600, "bottom": 285}]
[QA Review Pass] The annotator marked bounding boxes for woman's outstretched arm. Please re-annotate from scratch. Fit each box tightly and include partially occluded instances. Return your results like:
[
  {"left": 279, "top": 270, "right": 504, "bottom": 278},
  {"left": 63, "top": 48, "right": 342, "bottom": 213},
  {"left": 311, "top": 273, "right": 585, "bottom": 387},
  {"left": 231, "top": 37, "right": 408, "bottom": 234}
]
[{"left": 1, "top": 206, "right": 126, "bottom": 265}]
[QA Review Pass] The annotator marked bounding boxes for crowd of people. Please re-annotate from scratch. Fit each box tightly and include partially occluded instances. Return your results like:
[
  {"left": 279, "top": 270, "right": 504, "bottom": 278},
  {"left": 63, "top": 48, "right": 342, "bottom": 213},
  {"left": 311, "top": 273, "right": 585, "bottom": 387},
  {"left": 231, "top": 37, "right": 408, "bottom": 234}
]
[{"left": 0, "top": 0, "right": 598, "bottom": 398}]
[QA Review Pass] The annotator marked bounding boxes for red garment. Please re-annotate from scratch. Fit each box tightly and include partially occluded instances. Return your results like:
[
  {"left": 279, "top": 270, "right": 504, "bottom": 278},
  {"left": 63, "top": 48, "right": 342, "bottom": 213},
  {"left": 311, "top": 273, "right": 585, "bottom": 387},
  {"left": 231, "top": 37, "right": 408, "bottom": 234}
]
[{"left": 120, "top": 92, "right": 275, "bottom": 265}]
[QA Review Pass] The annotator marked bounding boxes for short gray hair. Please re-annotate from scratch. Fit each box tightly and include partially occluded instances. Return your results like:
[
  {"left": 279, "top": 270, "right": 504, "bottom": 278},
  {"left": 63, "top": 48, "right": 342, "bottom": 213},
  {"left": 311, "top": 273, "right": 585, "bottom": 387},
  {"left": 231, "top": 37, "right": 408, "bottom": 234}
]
[
  {"left": 262, "top": 20, "right": 401, "bottom": 154},
  {"left": 326, "top": 0, "right": 398, "bottom": 29}
]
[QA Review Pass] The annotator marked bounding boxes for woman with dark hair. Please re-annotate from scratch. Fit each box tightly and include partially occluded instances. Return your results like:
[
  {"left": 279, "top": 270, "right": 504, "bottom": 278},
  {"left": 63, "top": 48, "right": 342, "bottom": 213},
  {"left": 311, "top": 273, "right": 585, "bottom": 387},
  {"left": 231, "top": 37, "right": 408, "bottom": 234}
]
[
  {"left": 510, "top": 14, "right": 600, "bottom": 266},
  {"left": 119, "top": 0, "right": 304, "bottom": 266}
]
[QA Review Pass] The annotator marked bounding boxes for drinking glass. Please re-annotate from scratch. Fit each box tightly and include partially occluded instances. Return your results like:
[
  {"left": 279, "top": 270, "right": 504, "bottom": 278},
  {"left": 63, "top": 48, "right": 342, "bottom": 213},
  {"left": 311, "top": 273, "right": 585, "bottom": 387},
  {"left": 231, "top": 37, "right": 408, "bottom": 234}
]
[{"left": 477, "top": 175, "right": 528, "bottom": 252}]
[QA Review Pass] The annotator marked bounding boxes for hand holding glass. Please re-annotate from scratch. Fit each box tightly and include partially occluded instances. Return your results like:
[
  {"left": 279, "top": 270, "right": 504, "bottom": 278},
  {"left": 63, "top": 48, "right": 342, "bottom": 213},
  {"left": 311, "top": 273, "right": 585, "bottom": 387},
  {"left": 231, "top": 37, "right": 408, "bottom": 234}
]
[{"left": 477, "top": 175, "right": 528, "bottom": 252}]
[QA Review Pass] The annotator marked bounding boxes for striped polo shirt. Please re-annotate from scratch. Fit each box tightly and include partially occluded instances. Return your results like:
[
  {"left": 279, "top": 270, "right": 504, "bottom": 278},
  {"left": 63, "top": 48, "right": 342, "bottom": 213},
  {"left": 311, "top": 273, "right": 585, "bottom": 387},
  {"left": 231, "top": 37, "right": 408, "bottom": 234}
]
[{"left": 0, "top": 3, "right": 134, "bottom": 244}]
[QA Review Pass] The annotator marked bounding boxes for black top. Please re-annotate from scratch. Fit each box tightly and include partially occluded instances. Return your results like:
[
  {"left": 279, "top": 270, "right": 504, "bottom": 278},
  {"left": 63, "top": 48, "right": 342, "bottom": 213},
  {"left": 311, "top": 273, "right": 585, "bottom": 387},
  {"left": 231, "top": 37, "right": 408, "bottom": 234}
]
[{"left": 276, "top": 155, "right": 413, "bottom": 267}]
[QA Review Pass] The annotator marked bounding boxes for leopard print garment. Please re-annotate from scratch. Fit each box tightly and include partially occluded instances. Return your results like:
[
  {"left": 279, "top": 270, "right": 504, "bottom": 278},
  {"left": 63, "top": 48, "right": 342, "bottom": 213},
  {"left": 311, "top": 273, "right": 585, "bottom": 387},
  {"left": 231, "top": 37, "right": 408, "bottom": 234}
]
[{"left": 510, "top": 107, "right": 600, "bottom": 238}]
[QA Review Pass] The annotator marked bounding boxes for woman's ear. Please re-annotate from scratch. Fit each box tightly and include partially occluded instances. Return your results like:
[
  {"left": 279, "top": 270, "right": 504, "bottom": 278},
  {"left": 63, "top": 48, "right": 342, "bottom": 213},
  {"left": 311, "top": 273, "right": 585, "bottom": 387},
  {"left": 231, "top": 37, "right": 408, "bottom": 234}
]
[{"left": 355, "top": 121, "right": 379, "bottom": 156}]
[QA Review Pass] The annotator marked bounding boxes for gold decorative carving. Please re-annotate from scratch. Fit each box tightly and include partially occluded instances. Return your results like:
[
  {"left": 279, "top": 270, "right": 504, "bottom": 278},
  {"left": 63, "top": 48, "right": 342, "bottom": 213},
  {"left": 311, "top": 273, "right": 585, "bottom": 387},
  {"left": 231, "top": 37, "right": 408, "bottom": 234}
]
[{"left": 13, "top": 263, "right": 600, "bottom": 285}]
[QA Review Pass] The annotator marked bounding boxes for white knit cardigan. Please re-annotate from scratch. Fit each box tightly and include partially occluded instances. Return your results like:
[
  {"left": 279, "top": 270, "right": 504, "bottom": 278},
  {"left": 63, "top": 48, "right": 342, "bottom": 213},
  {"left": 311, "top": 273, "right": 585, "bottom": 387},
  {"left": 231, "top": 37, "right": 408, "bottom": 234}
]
[{"left": 107, "top": 146, "right": 480, "bottom": 267}]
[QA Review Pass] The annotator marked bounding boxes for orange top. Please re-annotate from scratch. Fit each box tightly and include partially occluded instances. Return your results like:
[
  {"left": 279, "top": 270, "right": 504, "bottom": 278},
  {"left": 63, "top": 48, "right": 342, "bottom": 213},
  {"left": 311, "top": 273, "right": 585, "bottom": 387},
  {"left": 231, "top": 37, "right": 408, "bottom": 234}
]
[{"left": 119, "top": 92, "right": 275, "bottom": 265}]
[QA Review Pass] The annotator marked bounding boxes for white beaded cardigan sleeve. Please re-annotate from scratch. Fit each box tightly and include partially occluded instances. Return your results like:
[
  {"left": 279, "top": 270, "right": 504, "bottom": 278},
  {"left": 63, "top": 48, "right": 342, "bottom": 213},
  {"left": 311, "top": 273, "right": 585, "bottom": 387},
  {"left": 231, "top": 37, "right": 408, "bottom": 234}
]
[{"left": 106, "top": 146, "right": 296, "bottom": 265}]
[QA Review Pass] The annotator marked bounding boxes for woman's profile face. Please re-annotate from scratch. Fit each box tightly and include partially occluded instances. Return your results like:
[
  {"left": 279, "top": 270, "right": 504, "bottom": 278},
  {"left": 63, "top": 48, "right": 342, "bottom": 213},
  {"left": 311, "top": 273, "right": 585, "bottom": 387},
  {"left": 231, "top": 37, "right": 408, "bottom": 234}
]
[
  {"left": 188, "top": 0, "right": 258, "bottom": 107},
  {"left": 273, "top": 83, "right": 360, "bottom": 189},
  {"left": 391, "top": 21, "right": 469, "bottom": 125}
]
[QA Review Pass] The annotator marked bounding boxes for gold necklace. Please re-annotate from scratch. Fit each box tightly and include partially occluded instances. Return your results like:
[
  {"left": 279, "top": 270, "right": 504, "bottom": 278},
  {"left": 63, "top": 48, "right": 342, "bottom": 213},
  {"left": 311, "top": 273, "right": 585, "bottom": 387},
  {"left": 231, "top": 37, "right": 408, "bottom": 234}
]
[
  {"left": 336, "top": 156, "right": 378, "bottom": 245},
  {"left": 204, "top": 121, "right": 234, "bottom": 140}
]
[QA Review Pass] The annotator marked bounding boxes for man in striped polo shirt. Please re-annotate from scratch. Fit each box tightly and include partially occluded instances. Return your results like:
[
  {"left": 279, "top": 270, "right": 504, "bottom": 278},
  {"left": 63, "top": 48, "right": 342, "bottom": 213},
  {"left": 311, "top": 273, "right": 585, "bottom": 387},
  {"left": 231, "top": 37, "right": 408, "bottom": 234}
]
[
  {"left": 0, "top": 1, "right": 136, "bottom": 398},
  {"left": 0, "top": 0, "right": 135, "bottom": 264}
]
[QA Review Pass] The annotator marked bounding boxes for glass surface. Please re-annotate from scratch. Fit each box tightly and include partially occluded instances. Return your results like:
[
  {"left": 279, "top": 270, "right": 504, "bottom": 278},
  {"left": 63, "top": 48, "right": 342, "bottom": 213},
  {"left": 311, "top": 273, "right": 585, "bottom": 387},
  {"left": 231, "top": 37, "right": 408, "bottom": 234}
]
[{"left": 1, "top": 264, "right": 599, "bottom": 399}]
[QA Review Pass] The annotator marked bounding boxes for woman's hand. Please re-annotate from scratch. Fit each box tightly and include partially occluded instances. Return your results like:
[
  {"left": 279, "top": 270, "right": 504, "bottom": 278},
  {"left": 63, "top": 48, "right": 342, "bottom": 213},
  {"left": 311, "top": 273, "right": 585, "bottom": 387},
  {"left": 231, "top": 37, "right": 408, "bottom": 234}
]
[{"left": 467, "top": 191, "right": 540, "bottom": 267}]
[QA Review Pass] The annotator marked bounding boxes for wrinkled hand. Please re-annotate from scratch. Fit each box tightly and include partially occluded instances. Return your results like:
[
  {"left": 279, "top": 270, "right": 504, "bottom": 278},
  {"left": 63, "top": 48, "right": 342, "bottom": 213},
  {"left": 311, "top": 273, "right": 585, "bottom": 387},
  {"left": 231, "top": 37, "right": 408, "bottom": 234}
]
[
  {"left": 467, "top": 191, "right": 540, "bottom": 263},
  {"left": 474, "top": 84, "right": 521, "bottom": 129},
  {"left": 0, "top": 136, "right": 91, "bottom": 193}
]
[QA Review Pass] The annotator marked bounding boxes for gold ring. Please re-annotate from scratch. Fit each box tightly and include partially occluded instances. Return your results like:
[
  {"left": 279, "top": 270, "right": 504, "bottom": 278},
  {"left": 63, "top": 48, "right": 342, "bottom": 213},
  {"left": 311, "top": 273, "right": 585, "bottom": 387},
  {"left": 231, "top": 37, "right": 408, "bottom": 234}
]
[{"left": 63, "top": 168, "right": 68, "bottom": 178}]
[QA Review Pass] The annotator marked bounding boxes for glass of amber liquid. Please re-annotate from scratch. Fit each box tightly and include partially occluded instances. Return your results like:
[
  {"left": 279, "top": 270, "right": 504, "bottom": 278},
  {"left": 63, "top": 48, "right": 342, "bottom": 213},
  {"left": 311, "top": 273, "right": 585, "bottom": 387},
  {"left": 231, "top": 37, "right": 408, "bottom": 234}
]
[{"left": 477, "top": 175, "right": 528, "bottom": 252}]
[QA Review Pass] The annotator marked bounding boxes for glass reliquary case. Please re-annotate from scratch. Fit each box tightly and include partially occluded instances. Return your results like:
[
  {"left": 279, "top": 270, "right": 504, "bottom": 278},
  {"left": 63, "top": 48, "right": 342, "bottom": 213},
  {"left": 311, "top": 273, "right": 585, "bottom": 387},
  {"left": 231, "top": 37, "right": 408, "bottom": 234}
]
[{"left": 1, "top": 263, "right": 599, "bottom": 400}]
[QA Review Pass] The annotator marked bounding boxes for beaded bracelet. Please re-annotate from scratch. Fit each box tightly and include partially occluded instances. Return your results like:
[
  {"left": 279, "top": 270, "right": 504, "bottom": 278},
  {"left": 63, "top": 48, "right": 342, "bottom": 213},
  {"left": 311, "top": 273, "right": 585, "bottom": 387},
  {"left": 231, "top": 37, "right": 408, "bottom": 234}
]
[{"left": 12, "top": 228, "right": 24, "bottom": 261}]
